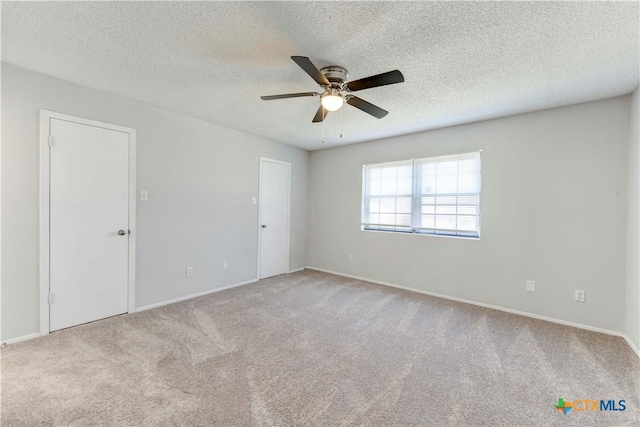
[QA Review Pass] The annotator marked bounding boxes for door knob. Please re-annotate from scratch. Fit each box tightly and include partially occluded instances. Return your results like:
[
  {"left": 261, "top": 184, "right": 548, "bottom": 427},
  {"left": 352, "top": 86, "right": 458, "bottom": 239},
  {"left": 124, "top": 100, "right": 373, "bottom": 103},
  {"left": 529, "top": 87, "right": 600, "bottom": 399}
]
[
  {"left": 261, "top": 225, "right": 267, "bottom": 228},
  {"left": 118, "top": 230, "right": 127, "bottom": 236}
]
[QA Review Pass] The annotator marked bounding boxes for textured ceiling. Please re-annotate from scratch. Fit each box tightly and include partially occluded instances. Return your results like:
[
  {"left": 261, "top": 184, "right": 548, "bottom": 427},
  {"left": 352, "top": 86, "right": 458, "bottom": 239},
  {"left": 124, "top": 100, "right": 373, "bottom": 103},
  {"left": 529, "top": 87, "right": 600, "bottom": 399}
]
[{"left": 2, "top": 2, "right": 639, "bottom": 151}]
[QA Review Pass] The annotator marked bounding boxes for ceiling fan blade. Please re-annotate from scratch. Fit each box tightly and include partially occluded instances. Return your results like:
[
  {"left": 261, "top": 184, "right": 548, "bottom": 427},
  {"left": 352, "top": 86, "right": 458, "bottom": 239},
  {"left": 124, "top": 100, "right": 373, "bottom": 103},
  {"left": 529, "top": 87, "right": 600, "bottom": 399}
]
[
  {"left": 345, "top": 70, "right": 404, "bottom": 92},
  {"left": 346, "top": 96, "right": 388, "bottom": 119},
  {"left": 291, "top": 56, "right": 330, "bottom": 86},
  {"left": 261, "top": 92, "right": 319, "bottom": 100},
  {"left": 312, "top": 105, "right": 329, "bottom": 123}
]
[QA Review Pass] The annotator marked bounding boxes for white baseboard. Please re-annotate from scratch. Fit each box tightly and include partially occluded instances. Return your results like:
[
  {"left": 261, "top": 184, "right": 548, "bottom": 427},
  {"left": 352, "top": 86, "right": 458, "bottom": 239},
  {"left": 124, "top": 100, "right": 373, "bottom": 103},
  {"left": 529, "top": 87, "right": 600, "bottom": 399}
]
[
  {"left": 288, "top": 267, "right": 305, "bottom": 274},
  {"left": 1, "top": 332, "right": 41, "bottom": 346},
  {"left": 136, "top": 278, "right": 258, "bottom": 312},
  {"left": 306, "top": 266, "right": 639, "bottom": 358}
]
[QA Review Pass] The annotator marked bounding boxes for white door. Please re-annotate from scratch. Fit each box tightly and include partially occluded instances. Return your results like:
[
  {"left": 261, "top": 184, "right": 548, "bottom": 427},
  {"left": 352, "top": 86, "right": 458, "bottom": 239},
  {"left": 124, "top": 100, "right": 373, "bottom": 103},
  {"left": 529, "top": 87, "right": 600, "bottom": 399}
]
[
  {"left": 259, "top": 158, "right": 290, "bottom": 279},
  {"left": 49, "top": 118, "right": 130, "bottom": 331}
]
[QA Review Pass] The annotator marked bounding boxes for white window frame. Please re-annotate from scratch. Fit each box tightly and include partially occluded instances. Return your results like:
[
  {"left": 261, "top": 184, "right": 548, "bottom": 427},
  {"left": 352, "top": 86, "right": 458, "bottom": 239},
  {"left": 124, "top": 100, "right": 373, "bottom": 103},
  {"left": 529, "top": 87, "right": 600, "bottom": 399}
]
[{"left": 361, "top": 151, "right": 482, "bottom": 239}]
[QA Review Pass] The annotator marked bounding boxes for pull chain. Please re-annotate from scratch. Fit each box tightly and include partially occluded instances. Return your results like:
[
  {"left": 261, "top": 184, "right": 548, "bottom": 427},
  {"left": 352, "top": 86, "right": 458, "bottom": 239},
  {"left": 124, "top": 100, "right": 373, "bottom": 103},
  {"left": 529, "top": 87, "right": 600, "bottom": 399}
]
[
  {"left": 322, "top": 105, "right": 325, "bottom": 143},
  {"left": 340, "top": 105, "right": 344, "bottom": 138}
]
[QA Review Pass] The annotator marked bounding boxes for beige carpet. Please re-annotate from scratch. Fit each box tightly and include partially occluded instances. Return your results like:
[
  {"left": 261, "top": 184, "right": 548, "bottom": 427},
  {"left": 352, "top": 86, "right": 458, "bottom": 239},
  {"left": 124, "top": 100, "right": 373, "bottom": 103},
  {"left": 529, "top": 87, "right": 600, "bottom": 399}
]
[{"left": 1, "top": 270, "right": 638, "bottom": 426}]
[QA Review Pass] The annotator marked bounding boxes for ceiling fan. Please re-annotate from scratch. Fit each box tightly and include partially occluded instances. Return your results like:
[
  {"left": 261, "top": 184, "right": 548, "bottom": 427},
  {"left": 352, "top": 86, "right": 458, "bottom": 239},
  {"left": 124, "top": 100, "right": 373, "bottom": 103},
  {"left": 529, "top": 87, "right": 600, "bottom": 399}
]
[{"left": 261, "top": 56, "right": 404, "bottom": 123}]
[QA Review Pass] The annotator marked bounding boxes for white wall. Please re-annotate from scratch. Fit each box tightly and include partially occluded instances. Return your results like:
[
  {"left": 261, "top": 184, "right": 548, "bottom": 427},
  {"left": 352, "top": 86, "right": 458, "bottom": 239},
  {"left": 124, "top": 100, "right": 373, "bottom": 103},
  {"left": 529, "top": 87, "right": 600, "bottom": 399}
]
[
  {"left": 1, "top": 63, "right": 309, "bottom": 341},
  {"left": 309, "top": 96, "right": 630, "bottom": 334},
  {"left": 626, "top": 87, "right": 640, "bottom": 350}
]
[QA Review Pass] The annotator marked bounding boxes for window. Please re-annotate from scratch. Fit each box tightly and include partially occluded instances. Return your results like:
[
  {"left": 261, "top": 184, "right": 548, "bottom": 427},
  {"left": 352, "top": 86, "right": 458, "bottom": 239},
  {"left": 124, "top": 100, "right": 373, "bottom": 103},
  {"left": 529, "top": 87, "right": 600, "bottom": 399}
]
[{"left": 362, "top": 152, "right": 481, "bottom": 238}]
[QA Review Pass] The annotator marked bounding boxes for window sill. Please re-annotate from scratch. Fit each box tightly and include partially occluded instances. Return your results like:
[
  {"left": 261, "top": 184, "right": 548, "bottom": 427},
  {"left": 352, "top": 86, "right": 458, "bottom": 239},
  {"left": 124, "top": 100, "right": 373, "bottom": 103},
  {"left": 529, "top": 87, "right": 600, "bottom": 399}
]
[{"left": 361, "top": 228, "right": 480, "bottom": 240}]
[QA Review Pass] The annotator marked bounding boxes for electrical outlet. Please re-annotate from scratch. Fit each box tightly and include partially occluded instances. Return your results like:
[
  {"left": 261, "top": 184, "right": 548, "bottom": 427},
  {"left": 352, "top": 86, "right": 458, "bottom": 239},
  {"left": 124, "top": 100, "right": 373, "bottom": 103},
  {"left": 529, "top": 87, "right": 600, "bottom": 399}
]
[
  {"left": 252, "top": 197, "right": 257, "bottom": 205},
  {"left": 186, "top": 267, "right": 194, "bottom": 277},
  {"left": 575, "top": 290, "right": 585, "bottom": 302},
  {"left": 223, "top": 261, "right": 228, "bottom": 270},
  {"left": 526, "top": 280, "right": 536, "bottom": 292},
  {"left": 348, "top": 254, "right": 353, "bottom": 262}
]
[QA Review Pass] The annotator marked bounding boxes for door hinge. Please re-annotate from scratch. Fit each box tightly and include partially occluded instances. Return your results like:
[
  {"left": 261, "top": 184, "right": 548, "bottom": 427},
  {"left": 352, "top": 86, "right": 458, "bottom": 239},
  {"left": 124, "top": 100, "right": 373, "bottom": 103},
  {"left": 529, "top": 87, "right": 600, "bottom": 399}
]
[
  {"left": 48, "top": 294, "right": 53, "bottom": 304},
  {"left": 48, "top": 135, "right": 54, "bottom": 147}
]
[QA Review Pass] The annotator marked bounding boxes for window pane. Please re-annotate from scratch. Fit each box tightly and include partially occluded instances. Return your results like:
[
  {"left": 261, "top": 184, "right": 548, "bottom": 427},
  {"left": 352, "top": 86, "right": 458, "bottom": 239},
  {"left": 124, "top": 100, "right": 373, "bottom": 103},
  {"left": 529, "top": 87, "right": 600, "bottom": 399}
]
[
  {"left": 436, "top": 162, "right": 457, "bottom": 193},
  {"left": 396, "top": 197, "right": 412, "bottom": 213},
  {"left": 380, "top": 167, "right": 397, "bottom": 194},
  {"left": 369, "top": 178, "right": 381, "bottom": 196},
  {"left": 422, "top": 205, "right": 435, "bottom": 214},
  {"left": 379, "top": 198, "right": 396, "bottom": 213},
  {"left": 459, "top": 160, "right": 479, "bottom": 193},
  {"left": 422, "top": 164, "right": 436, "bottom": 194},
  {"left": 396, "top": 214, "right": 411, "bottom": 226},
  {"left": 421, "top": 214, "right": 435, "bottom": 229},
  {"left": 422, "top": 196, "right": 435, "bottom": 205},
  {"left": 435, "top": 215, "right": 456, "bottom": 230},
  {"left": 458, "top": 175, "right": 477, "bottom": 193},
  {"left": 369, "top": 198, "right": 380, "bottom": 213},
  {"left": 369, "top": 214, "right": 379, "bottom": 224},
  {"left": 435, "top": 205, "right": 456, "bottom": 215},
  {"left": 458, "top": 195, "right": 478, "bottom": 205},
  {"left": 436, "top": 196, "right": 456, "bottom": 205},
  {"left": 457, "top": 205, "right": 476, "bottom": 215},
  {"left": 457, "top": 216, "right": 477, "bottom": 231},
  {"left": 398, "top": 164, "right": 412, "bottom": 177},
  {"left": 379, "top": 214, "right": 395, "bottom": 225},
  {"left": 398, "top": 178, "right": 412, "bottom": 195}
]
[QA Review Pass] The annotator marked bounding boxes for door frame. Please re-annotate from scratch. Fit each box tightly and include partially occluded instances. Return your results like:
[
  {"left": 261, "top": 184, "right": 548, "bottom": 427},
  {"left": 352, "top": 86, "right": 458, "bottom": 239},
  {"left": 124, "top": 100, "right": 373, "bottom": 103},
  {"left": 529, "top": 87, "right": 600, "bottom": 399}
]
[
  {"left": 257, "top": 157, "right": 291, "bottom": 279},
  {"left": 39, "top": 110, "right": 137, "bottom": 336}
]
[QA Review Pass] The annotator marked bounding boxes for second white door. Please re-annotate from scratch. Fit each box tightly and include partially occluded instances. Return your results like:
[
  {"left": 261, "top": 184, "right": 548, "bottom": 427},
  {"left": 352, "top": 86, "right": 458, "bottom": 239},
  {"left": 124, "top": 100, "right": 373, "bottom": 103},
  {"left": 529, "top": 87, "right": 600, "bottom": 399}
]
[{"left": 259, "top": 158, "right": 290, "bottom": 279}]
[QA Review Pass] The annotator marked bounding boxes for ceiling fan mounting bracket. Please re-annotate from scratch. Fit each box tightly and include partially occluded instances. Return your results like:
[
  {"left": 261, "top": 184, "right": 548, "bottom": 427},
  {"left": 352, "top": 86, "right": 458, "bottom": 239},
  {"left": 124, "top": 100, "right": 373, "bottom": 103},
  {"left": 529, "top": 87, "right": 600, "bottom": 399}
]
[{"left": 320, "top": 66, "right": 349, "bottom": 89}]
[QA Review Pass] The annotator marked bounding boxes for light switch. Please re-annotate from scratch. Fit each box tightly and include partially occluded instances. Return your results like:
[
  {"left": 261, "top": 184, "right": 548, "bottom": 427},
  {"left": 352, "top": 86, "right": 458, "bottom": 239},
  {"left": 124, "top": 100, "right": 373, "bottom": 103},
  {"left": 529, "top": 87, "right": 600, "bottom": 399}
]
[
  {"left": 252, "top": 197, "right": 257, "bottom": 205},
  {"left": 140, "top": 190, "right": 149, "bottom": 201}
]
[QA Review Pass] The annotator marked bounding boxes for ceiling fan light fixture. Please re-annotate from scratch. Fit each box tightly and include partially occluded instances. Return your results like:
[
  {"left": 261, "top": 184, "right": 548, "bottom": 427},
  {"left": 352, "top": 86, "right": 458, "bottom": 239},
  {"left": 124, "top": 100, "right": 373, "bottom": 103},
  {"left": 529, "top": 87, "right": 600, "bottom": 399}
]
[{"left": 321, "top": 91, "right": 344, "bottom": 112}]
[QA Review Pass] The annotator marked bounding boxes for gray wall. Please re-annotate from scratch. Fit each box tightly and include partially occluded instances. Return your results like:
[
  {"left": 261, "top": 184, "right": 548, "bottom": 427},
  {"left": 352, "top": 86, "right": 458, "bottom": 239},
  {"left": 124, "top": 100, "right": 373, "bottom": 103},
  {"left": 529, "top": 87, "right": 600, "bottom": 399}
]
[
  {"left": 1, "top": 63, "right": 309, "bottom": 341},
  {"left": 308, "top": 96, "right": 630, "bottom": 333},
  {"left": 626, "top": 87, "right": 640, "bottom": 349}
]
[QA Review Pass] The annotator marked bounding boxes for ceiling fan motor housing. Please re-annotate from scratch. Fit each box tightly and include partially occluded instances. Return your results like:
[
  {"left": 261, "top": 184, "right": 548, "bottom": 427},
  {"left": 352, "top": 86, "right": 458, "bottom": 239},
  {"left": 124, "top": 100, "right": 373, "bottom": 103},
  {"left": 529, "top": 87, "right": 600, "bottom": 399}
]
[{"left": 320, "top": 66, "right": 349, "bottom": 88}]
